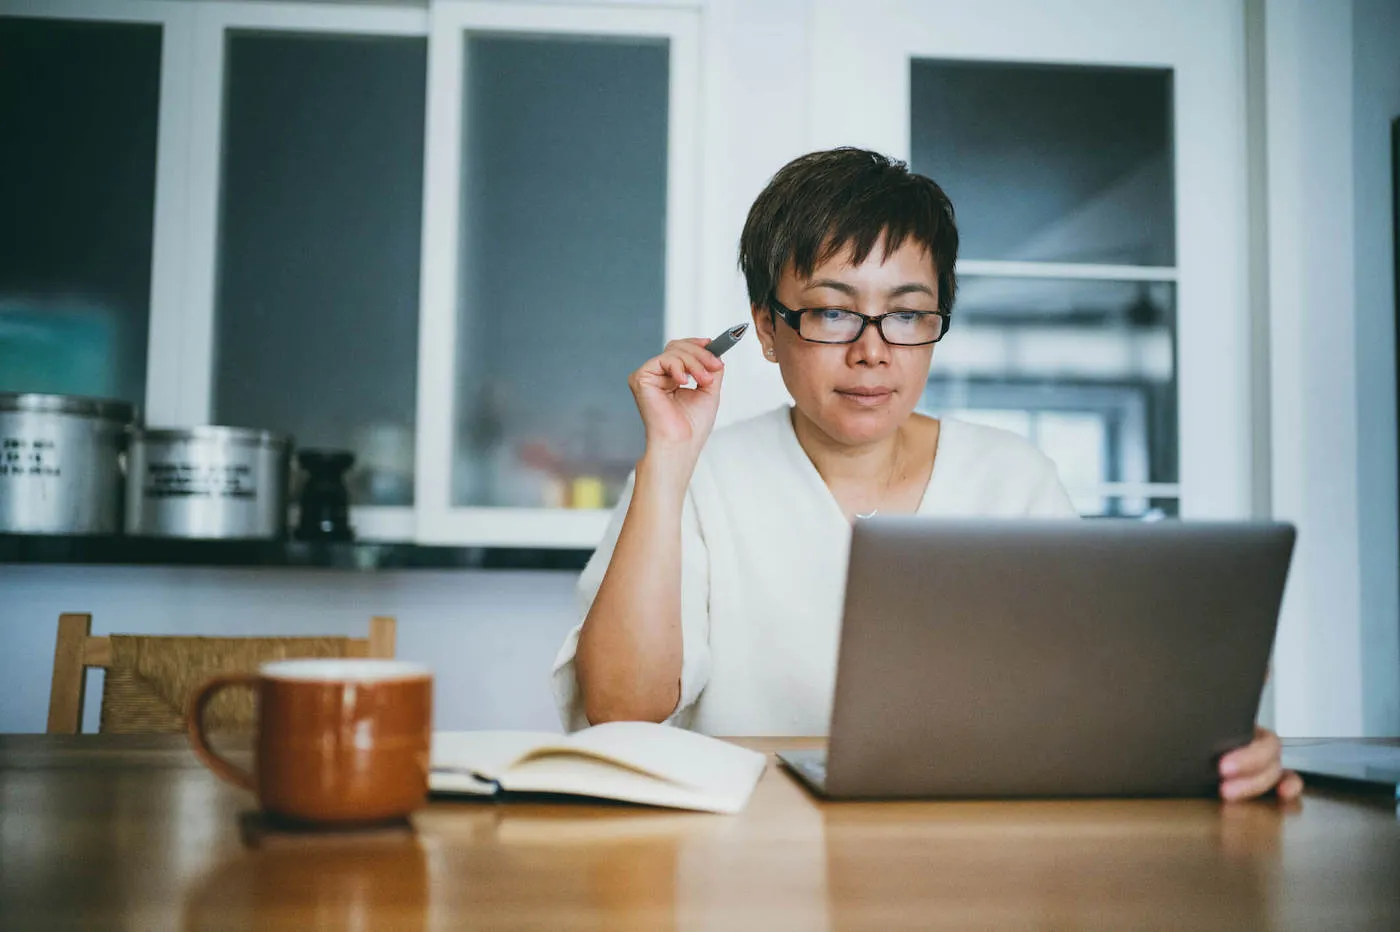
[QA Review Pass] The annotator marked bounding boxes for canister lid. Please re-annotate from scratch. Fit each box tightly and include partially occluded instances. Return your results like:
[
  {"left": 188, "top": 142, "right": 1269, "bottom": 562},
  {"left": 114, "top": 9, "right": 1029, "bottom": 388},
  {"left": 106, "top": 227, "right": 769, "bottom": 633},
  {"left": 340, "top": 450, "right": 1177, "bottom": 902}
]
[
  {"left": 132, "top": 425, "right": 292, "bottom": 450},
  {"left": 0, "top": 392, "right": 137, "bottom": 423}
]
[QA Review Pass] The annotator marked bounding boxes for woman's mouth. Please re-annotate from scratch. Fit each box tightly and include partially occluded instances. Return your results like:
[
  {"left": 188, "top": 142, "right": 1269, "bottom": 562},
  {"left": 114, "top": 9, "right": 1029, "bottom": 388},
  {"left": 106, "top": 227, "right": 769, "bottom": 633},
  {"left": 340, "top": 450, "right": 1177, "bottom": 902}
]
[{"left": 836, "top": 388, "right": 894, "bottom": 406}]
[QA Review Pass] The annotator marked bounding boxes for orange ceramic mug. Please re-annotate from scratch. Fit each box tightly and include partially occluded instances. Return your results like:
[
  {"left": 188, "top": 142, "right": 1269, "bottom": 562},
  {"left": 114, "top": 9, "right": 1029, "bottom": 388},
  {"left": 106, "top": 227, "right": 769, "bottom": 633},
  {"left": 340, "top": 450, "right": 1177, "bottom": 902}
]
[{"left": 186, "top": 659, "right": 433, "bottom": 824}]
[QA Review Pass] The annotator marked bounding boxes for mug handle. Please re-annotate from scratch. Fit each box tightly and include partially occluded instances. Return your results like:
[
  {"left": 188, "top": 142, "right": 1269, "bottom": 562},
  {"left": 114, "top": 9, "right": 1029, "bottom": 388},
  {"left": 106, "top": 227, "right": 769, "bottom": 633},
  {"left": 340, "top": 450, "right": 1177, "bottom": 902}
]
[{"left": 186, "top": 674, "right": 258, "bottom": 792}]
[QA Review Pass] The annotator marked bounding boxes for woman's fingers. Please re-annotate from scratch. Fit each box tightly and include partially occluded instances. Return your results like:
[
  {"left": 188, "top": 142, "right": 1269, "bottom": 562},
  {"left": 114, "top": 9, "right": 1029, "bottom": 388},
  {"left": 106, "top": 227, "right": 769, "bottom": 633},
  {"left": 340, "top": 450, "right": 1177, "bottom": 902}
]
[
  {"left": 661, "top": 355, "right": 691, "bottom": 389},
  {"left": 654, "top": 341, "right": 722, "bottom": 390},
  {"left": 692, "top": 361, "right": 725, "bottom": 396},
  {"left": 1219, "top": 726, "right": 1280, "bottom": 780},
  {"left": 665, "top": 355, "right": 711, "bottom": 389},
  {"left": 1221, "top": 760, "right": 1283, "bottom": 801},
  {"left": 1276, "top": 770, "right": 1305, "bottom": 802},
  {"left": 630, "top": 336, "right": 726, "bottom": 404},
  {"left": 637, "top": 340, "right": 723, "bottom": 393},
  {"left": 671, "top": 339, "right": 725, "bottom": 371},
  {"left": 1219, "top": 727, "right": 1301, "bottom": 802}
]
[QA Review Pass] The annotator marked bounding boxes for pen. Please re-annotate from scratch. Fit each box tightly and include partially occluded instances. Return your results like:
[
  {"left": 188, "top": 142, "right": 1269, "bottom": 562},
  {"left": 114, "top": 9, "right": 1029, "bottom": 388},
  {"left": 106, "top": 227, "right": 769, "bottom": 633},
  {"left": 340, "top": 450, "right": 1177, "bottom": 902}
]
[
  {"left": 679, "top": 323, "right": 748, "bottom": 391},
  {"left": 704, "top": 322, "right": 749, "bottom": 358}
]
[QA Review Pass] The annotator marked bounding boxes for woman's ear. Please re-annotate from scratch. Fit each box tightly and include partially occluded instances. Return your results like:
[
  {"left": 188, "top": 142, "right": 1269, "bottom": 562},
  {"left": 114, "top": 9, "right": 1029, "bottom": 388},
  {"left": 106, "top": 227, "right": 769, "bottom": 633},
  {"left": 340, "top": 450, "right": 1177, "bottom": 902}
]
[{"left": 751, "top": 303, "right": 778, "bottom": 361}]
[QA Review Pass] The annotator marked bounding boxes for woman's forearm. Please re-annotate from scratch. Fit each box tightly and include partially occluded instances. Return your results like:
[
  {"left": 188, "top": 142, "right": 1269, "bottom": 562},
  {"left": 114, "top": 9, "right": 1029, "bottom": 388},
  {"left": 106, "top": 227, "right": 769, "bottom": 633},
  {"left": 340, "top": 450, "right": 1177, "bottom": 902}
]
[{"left": 574, "top": 453, "right": 693, "bottom": 724}]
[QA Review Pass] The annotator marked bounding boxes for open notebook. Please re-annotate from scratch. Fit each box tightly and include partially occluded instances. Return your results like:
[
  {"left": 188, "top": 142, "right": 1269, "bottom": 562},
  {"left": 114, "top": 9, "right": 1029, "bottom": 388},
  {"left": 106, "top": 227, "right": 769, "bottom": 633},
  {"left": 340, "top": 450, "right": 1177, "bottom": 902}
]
[{"left": 429, "top": 722, "right": 768, "bottom": 814}]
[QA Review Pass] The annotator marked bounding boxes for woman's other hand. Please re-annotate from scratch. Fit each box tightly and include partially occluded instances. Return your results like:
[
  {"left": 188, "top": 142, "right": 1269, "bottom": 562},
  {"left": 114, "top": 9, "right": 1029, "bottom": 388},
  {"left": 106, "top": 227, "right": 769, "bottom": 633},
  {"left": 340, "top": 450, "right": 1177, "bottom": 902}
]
[
  {"left": 628, "top": 338, "right": 725, "bottom": 459},
  {"left": 1219, "top": 726, "right": 1304, "bottom": 802}
]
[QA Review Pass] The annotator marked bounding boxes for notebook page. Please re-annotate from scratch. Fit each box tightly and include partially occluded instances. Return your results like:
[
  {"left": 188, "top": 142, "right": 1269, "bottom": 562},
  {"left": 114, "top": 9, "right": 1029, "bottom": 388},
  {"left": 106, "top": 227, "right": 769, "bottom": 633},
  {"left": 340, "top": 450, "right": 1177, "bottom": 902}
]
[
  {"left": 498, "top": 751, "right": 756, "bottom": 814},
  {"left": 430, "top": 731, "right": 568, "bottom": 786},
  {"left": 557, "top": 722, "right": 767, "bottom": 800},
  {"left": 429, "top": 769, "right": 497, "bottom": 796}
]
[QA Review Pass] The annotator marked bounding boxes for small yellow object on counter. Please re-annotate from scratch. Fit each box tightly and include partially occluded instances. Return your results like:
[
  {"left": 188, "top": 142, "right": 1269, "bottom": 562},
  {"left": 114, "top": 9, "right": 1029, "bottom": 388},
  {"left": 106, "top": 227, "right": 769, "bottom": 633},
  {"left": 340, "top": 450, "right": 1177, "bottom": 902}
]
[{"left": 570, "top": 476, "right": 605, "bottom": 510}]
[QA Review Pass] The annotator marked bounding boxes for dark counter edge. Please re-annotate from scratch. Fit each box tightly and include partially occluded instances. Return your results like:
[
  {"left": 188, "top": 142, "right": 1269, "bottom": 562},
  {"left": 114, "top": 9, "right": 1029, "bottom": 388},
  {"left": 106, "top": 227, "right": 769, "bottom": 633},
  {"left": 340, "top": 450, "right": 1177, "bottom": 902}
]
[{"left": 0, "top": 535, "right": 593, "bottom": 572}]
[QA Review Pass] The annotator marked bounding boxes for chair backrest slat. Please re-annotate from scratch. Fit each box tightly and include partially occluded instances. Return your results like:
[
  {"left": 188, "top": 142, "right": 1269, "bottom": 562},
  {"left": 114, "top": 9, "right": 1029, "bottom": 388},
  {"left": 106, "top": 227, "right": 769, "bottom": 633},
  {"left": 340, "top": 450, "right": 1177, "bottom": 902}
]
[
  {"left": 83, "top": 637, "right": 112, "bottom": 668},
  {"left": 46, "top": 613, "right": 93, "bottom": 735},
  {"left": 45, "top": 614, "right": 397, "bottom": 735}
]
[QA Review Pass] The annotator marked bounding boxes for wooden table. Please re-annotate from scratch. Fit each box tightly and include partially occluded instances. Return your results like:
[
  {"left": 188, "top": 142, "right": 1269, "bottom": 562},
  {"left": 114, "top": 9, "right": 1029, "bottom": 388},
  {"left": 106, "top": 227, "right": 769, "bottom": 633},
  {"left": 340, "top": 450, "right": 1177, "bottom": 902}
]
[{"left": 2, "top": 736, "right": 1397, "bottom": 930}]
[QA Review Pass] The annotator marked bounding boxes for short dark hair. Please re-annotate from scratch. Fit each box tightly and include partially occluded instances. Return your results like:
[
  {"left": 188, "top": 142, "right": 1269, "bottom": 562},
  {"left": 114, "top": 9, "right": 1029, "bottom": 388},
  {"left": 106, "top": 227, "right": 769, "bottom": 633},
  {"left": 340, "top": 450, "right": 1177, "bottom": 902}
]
[{"left": 738, "top": 148, "right": 959, "bottom": 315}]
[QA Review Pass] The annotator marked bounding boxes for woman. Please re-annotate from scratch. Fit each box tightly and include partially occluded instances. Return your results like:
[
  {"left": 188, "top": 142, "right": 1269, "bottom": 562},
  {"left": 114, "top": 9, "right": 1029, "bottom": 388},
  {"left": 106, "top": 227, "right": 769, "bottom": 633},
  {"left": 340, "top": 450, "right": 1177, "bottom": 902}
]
[{"left": 553, "top": 148, "right": 1300, "bottom": 803}]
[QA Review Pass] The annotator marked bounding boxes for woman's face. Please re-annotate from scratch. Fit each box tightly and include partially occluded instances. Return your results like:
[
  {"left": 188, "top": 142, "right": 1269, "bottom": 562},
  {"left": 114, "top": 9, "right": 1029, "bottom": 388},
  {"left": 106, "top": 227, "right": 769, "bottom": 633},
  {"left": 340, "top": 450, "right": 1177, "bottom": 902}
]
[{"left": 753, "top": 235, "right": 940, "bottom": 448}]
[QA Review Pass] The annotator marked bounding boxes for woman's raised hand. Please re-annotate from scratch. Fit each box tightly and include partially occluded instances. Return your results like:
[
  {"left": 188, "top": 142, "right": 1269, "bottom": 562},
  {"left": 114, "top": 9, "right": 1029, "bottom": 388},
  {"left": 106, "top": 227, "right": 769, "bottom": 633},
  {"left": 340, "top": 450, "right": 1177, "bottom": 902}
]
[{"left": 628, "top": 338, "right": 725, "bottom": 462}]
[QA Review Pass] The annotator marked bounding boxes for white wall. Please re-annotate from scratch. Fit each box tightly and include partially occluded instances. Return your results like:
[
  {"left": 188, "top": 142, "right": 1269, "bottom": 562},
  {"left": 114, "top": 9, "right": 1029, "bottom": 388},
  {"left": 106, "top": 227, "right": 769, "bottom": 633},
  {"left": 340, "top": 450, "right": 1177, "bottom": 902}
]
[
  {"left": 1352, "top": 0, "right": 1400, "bottom": 736},
  {"left": 698, "top": 0, "right": 806, "bottom": 426},
  {"left": 0, "top": 566, "right": 580, "bottom": 733},
  {"left": 1267, "top": 0, "right": 1400, "bottom": 737}
]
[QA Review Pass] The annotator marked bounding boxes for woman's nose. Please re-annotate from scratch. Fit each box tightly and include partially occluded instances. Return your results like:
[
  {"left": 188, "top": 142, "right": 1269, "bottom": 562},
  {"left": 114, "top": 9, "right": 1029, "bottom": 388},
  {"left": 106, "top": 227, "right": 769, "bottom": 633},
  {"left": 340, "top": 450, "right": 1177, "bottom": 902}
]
[{"left": 847, "top": 317, "right": 891, "bottom": 365}]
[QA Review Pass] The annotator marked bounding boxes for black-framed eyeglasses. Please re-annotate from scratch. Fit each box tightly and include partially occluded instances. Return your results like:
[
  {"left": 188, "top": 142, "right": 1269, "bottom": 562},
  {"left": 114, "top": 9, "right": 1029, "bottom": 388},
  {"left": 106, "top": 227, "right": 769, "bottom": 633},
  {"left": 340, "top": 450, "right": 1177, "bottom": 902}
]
[{"left": 768, "top": 298, "right": 950, "bottom": 346}]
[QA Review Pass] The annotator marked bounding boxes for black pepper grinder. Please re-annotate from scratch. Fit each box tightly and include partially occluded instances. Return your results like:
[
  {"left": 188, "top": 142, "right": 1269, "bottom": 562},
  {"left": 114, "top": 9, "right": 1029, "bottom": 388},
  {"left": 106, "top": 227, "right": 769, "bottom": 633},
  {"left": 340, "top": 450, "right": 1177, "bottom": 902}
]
[{"left": 295, "top": 450, "right": 355, "bottom": 541}]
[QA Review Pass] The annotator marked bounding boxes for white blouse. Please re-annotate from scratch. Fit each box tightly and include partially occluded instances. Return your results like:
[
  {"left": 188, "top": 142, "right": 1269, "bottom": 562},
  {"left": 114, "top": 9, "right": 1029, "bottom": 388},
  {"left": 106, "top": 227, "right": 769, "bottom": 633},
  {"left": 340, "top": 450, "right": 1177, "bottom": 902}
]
[{"left": 551, "top": 406, "right": 1078, "bottom": 736}]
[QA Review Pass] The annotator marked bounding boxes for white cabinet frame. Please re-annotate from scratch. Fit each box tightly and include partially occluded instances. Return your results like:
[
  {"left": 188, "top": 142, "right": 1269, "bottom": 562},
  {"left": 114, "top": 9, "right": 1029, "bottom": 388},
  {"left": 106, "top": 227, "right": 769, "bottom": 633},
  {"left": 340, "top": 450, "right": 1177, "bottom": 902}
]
[{"left": 414, "top": 1, "right": 701, "bottom": 546}]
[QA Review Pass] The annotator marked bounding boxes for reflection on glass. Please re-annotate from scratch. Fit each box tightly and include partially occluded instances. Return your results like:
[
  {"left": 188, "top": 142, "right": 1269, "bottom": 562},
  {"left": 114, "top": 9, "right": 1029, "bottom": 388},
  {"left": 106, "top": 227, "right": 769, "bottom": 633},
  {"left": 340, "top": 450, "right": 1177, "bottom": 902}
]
[
  {"left": 213, "top": 33, "right": 427, "bottom": 506},
  {"left": 454, "top": 35, "right": 668, "bottom": 509},
  {"left": 911, "top": 60, "right": 1173, "bottom": 266},
  {"left": 922, "top": 276, "right": 1178, "bottom": 513},
  {"left": 0, "top": 17, "right": 161, "bottom": 405}
]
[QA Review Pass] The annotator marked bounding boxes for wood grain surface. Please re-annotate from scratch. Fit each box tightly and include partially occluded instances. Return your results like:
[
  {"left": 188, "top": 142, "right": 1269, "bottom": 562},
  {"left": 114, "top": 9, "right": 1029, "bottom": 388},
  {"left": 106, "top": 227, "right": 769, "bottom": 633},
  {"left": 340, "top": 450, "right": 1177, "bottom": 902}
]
[{"left": 1, "top": 734, "right": 1397, "bottom": 930}]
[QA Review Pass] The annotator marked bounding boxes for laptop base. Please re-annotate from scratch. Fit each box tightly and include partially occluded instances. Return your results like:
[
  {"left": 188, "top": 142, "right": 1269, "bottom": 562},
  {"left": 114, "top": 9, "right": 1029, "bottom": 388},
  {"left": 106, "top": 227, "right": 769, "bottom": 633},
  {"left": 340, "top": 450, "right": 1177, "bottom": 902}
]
[{"left": 778, "top": 749, "right": 830, "bottom": 797}]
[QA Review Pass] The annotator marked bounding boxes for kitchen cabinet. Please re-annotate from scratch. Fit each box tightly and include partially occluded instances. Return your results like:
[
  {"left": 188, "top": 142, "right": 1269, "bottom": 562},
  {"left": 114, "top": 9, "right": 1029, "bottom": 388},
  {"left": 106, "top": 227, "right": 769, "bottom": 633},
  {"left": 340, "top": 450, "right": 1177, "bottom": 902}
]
[
  {"left": 1, "top": 0, "right": 1254, "bottom": 547},
  {"left": 212, "top": 30, "right": 428, "bottom": 523}
]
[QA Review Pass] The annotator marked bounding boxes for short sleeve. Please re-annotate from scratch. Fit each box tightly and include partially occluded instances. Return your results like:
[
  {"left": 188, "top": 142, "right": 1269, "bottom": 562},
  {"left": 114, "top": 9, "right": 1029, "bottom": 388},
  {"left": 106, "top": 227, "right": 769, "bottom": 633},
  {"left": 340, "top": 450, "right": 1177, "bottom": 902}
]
[
  {"left": 1027, "top": 456, "right": 1080, "bottom": 518},
  {"left": 550, "top": 470, "right": 713, "bottom": 731}
]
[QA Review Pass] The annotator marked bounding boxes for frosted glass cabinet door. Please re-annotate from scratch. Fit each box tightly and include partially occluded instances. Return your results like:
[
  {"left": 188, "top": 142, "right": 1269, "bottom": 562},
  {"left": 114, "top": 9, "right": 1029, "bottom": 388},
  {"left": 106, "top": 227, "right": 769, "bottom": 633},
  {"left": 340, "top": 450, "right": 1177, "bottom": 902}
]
[
  {"left": 453, "top": 35, "right": 668, "bottom": 511},
  {"left": 0, "top": 16, "right": 161, "bottom": 406},
  {"left": 416, "top": 2, "right": 698, "bottom": 546},
  {"left": 211, "top": 32, "right": 427, "bottom": 508}
]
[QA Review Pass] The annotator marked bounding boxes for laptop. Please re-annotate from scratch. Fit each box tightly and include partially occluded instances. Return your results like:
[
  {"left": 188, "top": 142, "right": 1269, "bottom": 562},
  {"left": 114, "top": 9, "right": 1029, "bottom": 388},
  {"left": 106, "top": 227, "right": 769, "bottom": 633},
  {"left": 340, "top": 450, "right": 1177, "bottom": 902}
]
[
  {"left": 779, "top": 519, "right": 1296, "bottom": 799},
  {"left": 1281, "top": 742, "right": 1400, "bottom": 800}
]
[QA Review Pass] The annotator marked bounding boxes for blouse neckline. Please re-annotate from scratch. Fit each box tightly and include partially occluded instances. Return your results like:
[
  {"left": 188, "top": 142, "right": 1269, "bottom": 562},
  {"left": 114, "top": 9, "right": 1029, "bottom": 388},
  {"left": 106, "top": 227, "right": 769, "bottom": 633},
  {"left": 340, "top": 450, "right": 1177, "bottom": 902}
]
[{"left": 774, "top": 405, "right": 948, "bottom": 525}]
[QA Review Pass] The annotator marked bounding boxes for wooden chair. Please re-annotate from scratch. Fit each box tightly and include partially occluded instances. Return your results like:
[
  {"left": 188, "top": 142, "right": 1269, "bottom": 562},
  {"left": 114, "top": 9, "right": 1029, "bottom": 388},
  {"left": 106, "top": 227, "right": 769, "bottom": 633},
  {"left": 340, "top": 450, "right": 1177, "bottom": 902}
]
[{"left": 46, "top": 613, "right": 397, "bottom": 735}]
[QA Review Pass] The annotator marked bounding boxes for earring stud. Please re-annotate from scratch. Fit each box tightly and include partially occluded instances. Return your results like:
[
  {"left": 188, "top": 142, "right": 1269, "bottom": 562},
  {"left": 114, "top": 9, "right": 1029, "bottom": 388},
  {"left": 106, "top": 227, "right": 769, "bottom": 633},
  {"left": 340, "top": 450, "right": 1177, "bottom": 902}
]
[{"left": 765, "top": 348, "right": 776, "bottom": 360}]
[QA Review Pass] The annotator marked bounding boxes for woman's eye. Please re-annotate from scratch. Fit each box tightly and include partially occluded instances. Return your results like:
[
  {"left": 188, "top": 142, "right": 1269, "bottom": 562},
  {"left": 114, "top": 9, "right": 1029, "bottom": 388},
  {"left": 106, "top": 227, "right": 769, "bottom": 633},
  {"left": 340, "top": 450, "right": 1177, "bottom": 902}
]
[
  {"left": 815, "top": 308, "right": 851, "bottom": 322},
  {"left": 890, "top": 310, "right": 925, "bottom": 322}
]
